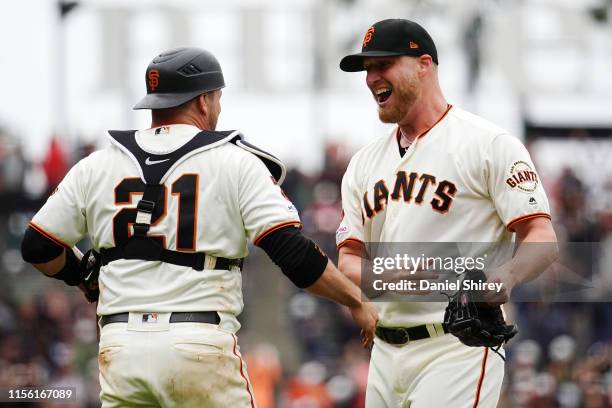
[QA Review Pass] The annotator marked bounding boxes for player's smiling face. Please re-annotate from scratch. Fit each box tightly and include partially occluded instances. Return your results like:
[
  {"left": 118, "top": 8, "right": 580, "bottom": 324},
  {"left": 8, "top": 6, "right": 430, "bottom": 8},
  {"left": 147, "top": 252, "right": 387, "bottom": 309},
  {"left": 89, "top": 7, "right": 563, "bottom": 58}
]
[{"left": 364, "top": 56, "right": 422, "bottom": 124}]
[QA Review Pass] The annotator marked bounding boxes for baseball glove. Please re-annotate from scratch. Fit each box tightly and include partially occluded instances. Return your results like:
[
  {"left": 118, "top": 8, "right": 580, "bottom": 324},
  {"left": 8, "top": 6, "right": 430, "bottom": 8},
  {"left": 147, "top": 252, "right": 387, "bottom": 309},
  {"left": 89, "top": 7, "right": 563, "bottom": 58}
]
[
  {"left": 78, "top": 249, "right": 100, "bottom": 303},
  {"left": 443, "top": 269, "right": 517, "bottom": 359}
]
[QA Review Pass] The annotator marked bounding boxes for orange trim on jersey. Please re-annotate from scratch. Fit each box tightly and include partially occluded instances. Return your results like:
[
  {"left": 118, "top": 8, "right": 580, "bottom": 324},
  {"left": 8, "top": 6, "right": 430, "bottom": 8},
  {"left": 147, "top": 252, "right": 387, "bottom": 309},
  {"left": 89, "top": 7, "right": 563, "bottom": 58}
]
[
  {"left": 28, "top": 222, "right": 72, "bottom": 250},
  {"left": 253, "top": 221, "right": 302, "bottom": 246},
  {"left": 337, "top": 237, "right": 365, "bottom": 250},
  {"left": 506, "top": 212, "right": 551, "bottom": 232},
  {"left": 396, "top": 104, "right": 453, "bottom": 143},
  {"left": 419, "top": 104, "right": 452, "bottom": 139},
  {"left": 472, "top": 347, "right": 489, "bottom": 408},
  {"left": 232, "top": 334, "right": 255, "bottom": 408}
]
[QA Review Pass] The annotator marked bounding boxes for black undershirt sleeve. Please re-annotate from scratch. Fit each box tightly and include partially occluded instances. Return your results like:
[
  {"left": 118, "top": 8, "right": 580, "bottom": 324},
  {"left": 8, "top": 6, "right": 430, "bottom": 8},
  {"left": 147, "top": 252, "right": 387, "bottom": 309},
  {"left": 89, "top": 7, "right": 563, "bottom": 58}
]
[
  {"left": 21, "top": 226, "right": 82, "bottom": 286},
  {"left": 21, "top": 226, "right": 64, "bottom": 263},
  {"left": 257, "top": 225, "right": 328, "bottom": 288}
]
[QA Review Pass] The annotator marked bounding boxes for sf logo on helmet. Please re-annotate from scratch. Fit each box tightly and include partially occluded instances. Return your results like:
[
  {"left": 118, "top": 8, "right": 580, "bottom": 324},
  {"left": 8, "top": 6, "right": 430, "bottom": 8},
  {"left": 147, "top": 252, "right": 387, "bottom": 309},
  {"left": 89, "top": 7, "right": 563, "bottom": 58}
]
[{"left": 148, "top": 69, "right": 160, "bottom": 92}]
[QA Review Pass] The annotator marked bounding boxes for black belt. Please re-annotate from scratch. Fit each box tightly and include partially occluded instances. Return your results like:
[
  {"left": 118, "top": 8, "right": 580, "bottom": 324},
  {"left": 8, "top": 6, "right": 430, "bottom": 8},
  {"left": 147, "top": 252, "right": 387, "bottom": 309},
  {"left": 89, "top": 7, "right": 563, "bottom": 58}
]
[
  {"left": 375, "top": 324, "right": 448, "bottom": 345},
  {"left": 99, "top": 312, "right": 220, "bottom": 327}
]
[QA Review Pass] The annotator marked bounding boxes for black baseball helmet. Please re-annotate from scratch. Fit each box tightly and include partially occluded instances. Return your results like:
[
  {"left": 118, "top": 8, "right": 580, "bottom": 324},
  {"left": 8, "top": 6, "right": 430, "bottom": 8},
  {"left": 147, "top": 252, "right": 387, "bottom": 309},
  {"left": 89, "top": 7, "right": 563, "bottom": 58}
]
[{"left": 133, "top": 47, "right": 225, "bottom": 110}]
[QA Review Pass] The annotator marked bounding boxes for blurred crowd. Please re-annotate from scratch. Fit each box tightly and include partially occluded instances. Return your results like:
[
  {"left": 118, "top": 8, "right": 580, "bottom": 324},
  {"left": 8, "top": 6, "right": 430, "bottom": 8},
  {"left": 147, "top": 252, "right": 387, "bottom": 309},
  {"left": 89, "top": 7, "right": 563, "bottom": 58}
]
[{"left": 0, "top": 127, "right": 610, "bottom": 407}]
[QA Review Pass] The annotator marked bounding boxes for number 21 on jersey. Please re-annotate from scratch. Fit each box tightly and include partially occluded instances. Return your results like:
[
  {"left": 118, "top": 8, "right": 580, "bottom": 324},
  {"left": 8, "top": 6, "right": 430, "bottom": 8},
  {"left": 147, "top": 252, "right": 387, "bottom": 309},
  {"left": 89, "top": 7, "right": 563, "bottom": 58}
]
[{"left": 113, "top": 174, "right": 198, "bottom": 251}]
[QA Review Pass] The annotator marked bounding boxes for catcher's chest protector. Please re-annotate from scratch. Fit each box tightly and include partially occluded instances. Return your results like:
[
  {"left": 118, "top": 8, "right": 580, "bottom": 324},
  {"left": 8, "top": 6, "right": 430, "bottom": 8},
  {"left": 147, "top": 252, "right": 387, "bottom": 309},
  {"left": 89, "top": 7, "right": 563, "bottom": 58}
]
[{"left": 100, "top": 129, "right": 285, "bottom": 270}]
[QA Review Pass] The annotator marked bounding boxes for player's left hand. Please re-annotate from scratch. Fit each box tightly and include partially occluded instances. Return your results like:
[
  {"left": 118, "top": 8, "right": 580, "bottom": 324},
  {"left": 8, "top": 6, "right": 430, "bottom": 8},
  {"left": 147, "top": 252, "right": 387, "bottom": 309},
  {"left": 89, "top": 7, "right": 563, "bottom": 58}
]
[
  {"left": 483, "top": 265, "right": 518, "bottom": 305},
  {"left": 444, "top": 269, "right": 518, "bottom": 351}
]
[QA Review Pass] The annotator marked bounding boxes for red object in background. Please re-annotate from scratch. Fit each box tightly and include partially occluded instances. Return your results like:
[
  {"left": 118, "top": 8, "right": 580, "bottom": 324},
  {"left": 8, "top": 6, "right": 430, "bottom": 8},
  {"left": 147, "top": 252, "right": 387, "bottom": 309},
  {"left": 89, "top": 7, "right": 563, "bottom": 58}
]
[
  {"left": 245, "top": 345, "right": 282, "bottom": 408},
  {"left": 283, "top": 377, "right": 333, "bottom": 408},
  {"left": 42, "top": 137, "right": 68, "bottom": 190}
]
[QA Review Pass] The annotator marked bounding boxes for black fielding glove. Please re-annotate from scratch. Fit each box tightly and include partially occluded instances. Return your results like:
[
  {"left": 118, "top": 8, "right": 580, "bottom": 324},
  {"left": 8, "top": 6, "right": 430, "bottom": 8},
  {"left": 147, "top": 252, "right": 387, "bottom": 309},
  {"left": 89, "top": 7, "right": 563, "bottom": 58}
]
[{"left": 444, "top": 270, "right": 517, "bottom": 358}]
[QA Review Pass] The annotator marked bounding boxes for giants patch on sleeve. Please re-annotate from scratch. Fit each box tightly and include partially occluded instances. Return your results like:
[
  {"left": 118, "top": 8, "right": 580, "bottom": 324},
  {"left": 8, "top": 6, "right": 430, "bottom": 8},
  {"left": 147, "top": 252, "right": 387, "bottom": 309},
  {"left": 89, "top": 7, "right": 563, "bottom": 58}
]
[{"left": 505, "top": 161, "right": 539, "bottom": 192}]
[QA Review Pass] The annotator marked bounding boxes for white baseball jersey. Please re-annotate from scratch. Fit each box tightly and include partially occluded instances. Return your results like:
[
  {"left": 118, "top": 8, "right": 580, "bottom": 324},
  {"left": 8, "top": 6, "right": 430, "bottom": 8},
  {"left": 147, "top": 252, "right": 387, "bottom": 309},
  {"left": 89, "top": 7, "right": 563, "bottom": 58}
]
[
  {"left": 336, "top": 106, "right": 551, "bottom": 328},
  {"left": 31, "top": 124, "right": 300, "bottom": 333}
]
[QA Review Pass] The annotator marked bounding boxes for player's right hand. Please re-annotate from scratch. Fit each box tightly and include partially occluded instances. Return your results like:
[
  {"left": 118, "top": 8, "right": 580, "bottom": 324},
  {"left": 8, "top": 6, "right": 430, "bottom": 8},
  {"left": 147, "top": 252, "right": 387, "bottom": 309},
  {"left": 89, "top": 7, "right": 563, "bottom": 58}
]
[{"left": 349, "top": 301, "right": 378, "bottom": 349}]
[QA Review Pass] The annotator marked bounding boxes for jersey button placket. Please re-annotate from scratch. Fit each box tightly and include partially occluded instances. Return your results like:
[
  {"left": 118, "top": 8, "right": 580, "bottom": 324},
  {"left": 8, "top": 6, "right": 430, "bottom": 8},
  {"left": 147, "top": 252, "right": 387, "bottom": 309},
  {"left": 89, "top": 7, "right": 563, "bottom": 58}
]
[{"left": 387, "top": 138, "right": 419, "bottom": 225}]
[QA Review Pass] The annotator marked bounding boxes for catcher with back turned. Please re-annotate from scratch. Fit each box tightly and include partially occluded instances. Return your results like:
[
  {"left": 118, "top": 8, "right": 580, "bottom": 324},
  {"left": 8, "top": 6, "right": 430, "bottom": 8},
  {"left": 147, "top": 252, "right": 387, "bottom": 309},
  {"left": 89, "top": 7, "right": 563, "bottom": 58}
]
[
  {"left": 21, "top": 46, "right": 377, "bottom": 407},
  {"left": 336, "top": 19, "right": 559, "bottom": 407}
]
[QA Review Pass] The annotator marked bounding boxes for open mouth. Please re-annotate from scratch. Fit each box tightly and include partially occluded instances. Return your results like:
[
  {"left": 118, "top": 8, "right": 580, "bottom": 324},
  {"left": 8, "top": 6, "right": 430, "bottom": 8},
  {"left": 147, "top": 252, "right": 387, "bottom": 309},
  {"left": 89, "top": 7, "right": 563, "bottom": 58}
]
[{"left": 374, "top": 88, "right": 393, "bottom": 105}]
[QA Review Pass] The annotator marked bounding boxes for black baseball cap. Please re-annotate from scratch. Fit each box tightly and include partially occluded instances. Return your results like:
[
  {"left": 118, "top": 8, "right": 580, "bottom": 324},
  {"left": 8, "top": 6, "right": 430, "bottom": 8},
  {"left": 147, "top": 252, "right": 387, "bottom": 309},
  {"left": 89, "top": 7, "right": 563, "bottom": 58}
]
[
  {"left": 134, "top": 47, "right": 225, "bottom": 110},
  {"left": 340, "top": 19, "right": 438, "bottom": 72}
]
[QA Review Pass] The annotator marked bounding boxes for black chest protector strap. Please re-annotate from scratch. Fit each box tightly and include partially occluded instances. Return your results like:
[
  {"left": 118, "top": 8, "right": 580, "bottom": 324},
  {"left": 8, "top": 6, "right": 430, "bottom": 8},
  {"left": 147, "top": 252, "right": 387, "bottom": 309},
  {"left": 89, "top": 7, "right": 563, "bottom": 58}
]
[{"left": 99, "top": 128, "right": 263, "bottom": 271}]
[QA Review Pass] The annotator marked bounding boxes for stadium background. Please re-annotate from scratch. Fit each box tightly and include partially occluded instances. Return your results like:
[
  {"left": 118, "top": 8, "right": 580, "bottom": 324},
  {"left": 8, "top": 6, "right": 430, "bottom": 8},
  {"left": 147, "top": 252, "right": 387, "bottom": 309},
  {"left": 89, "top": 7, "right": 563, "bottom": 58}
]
[{"left": 0, "top": 0, "right": 610, "bottom": 406}]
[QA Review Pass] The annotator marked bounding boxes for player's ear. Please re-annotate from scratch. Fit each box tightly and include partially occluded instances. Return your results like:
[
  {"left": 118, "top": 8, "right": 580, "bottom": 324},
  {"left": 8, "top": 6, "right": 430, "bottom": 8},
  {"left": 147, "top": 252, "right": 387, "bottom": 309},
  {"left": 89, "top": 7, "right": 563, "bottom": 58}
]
[
  {"left": 195, "top": 94, "right": 208, "bottom": 116},
  {"left": 417, "top": 55, "right": 433, "bottom": 76}
]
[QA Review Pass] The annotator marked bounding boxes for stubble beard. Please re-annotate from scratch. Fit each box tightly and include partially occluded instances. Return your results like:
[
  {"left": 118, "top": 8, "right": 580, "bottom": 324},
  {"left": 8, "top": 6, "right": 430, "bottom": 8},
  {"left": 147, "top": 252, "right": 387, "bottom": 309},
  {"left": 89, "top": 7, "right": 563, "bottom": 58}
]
[{"left": 378, "top": 74, "right": 420, "bottom": 124}]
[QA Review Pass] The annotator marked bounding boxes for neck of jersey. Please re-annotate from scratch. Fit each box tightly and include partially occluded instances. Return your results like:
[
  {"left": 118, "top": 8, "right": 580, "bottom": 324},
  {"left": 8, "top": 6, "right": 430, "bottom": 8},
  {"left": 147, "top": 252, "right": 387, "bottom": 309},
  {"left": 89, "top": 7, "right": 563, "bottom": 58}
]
[{"left": 396, "top": 104, "right": 452, "bottom": 157}]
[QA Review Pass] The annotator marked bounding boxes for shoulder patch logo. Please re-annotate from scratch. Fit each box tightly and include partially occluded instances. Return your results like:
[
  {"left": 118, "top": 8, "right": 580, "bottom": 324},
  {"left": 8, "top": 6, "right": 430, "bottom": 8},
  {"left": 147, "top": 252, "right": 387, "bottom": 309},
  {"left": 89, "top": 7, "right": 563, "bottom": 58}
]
[{"left": 506, "top": 161, "right": 539, "bottom": 192}]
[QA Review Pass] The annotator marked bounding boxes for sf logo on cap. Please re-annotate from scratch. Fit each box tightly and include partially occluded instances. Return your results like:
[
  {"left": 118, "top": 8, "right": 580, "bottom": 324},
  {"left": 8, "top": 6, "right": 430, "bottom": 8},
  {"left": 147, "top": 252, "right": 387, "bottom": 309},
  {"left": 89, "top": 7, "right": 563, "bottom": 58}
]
[
  {"left": 362, "top": 26, "right": 375, "bottom": 48},
  {"left": 148, "top": 69, "right": 160, "bottom": 91}
]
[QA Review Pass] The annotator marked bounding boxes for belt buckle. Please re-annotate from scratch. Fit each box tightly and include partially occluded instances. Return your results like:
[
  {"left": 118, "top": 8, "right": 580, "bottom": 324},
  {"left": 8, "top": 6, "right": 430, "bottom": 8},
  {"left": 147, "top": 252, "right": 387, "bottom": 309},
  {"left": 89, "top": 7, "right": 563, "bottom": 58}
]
[{"left": 397, "top": 328, "right": 410, "bottom": 345}]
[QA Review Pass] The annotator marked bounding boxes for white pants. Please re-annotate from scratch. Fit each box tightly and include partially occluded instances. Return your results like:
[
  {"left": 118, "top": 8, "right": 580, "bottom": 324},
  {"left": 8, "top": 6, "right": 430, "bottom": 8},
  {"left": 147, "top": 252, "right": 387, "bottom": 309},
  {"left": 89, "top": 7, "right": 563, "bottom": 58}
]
[
  {"left": 98, "top": 312, "right": 256, "bottom": 408},
  {"left": 366, "top": 333, "right": 504, "bottom": 408}
]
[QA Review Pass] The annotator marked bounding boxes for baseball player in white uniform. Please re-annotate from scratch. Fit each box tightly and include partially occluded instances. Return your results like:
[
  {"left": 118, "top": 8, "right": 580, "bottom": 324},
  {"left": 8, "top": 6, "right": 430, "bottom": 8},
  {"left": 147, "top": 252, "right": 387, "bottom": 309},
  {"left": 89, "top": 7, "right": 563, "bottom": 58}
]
[
  {"left": 21, "top": 47, "right": 377, "bottom": 407},
  {"left": 336, "top": 20, "right": 558, "bottom": 407}
]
